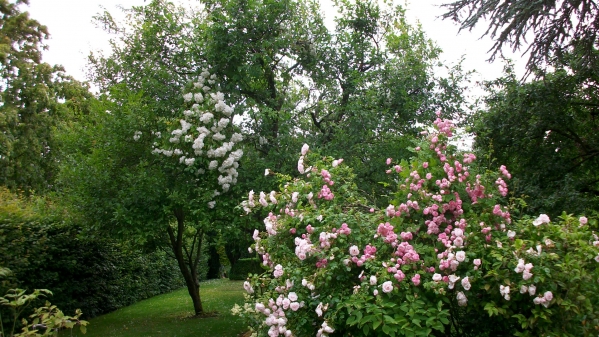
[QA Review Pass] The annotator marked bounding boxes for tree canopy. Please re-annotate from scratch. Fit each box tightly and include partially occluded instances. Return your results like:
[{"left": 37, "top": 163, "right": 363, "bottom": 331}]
[
  {"left": 442, "top": 0, "right": 599, "bottom": 74},
  {"left": 0, "top": 0, "right": 91, "bottom": 193},
  {"left": 472, "top": 63, "right": 599, "bottom": 216}
]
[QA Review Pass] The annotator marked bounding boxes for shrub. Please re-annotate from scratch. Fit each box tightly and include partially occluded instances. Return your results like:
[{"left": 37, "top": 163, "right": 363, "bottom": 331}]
[
  {"left": 229, "top": 258, "right": 264, "bottom": 281},
  {"left": 0, "top": 288, "right": 88, "bottom": 337},
  {"left": 234, "top": 114, "right": 599, "bottom": 337},
  {"left": 0, "top": 189, "right": 185, "bottom": 320}
]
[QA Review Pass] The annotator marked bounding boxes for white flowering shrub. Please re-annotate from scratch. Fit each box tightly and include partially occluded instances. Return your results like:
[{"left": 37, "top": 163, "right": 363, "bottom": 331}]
[
  {"left": 146, "top": 69, "right": 243, "bottom": 207},
  {"left": 234, "top": 113, "right": 599, "bottom": 337}
]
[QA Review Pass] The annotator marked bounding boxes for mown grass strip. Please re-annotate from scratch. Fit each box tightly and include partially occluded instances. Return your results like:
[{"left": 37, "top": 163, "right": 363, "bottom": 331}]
[{"left": 62, "top": 279, "right": 246, "bottom": 337}]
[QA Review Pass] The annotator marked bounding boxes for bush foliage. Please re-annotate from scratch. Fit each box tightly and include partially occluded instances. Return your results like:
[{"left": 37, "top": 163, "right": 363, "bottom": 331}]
[
  {"left": 0, "top": 188, "right": 185, "bottom": 323},
  {"left": 235, "top": 115, "right": 599, "bottom": 337}
]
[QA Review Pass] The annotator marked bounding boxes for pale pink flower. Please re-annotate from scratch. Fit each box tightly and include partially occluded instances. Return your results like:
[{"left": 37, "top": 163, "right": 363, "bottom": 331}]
[
  {"left": 432, "top": 273, "right": 442, "bottom": 282},
  {"left": 528, "top": 285, "right": 536, "bottom": 296},
  {"left": 461, "top": 277, "right": 471, "bottom": 290},
  {"left": 382, "top": 281, "right": 393, "bottom": 293},
  {"left": 520, "top": 285, "right": 528, "bottom": 294},
  {"left": 453, "top": 237, "right": 464, "bottom": 247},
  {"left": 290, "top": 302, "right": 300, "bottom": 311},
  {"left": 543, "top": 291, "right": 553, "bottom": 301},
  {"left": 273, "top": 264, "right": 284, "bottom": 278},
  {"left": 473, "top": 259, "right": 481, "bottom": 266},
  {"left": 448, "top": 274, "right": 460, "bottom": 289},
  {"left": 244, "top": 281, "right": 254, "bottom": 294},
  {"left": 349, "top": 245, "right": 360, "bottom": 256},
  {"left": 269, "top": 191, "right": 278, "bottom": 204},
  {"left": 579, "top": 216, "right": 588, "bottom": 225},
  {"left": 500, "top": 285, "right": 510, "bottom": 300},
  {"left": 297, "top": 157, "right": 305, "bottom": 174},
  {"left": 301, "top": 144, "right": 309, "bottom": 155},
  {"left": 315, "top": 302, "right": 324, "bottom": 317},
  {"left": 456, "top": 291, "right": 468, "bottom": 306},
  {"left": 370, "top": 275, "right": 377, "bottom": 285},
  {"left": 456, "top": 251, "right": 466, "bottom": 262},
  {"left": 514, "top": 259, "right": 525, "bottom": 273},
  {"left": 373, "top": 289, "right": 379, "bottom": 296},
  {"left": 259, "top": 191, "right": 268, "bottom": 207},
  {"left": 533, "top": 214, "right": 550, "bottom": 226},
  {"left": 332, "top": 159, "right": 343, "bottom": 167},
  {"left": 386, "top": 158, "right": 392, "bottom": 165},
  {"left": 288, "top": 292, "right": 298, "bottom": 301},
  {"left": 255, "top": 302, "right": 266, "bottom": 312},
  {"left": 321, "top": 321, "right": 334, "bottom": 334}
]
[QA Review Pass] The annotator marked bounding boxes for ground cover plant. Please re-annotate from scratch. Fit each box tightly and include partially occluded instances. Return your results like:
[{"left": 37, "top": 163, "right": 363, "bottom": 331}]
[
  {"left": 59, "top": 279, "right": 245, "bottom": 337},
  {"left": 236, "top": 113, "right": 599, "bottom": 337}
]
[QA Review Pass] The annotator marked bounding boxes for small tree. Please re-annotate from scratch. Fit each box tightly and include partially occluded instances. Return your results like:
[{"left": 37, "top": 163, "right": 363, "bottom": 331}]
[
  {"left": 60, "top": 69, "right": 243, "bottom": 316},
  {"left": 139, "top": 69, "right": 244, "bottom": 314}
]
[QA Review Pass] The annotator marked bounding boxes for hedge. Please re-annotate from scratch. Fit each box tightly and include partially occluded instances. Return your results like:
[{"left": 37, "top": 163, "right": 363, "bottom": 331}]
[{"left": 229, "top": 258, "right": 264, "bottom": 280}]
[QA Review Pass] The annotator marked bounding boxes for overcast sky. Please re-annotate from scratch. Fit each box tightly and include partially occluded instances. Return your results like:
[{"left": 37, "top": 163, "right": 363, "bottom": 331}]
[{"left": 26, "top": 0, "right": 526, "bottom": 86}]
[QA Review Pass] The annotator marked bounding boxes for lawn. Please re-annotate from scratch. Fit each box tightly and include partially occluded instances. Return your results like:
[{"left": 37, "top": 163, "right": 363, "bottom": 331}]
[{"left": 62, "top": 279, "right": 247, "bottom": 337}]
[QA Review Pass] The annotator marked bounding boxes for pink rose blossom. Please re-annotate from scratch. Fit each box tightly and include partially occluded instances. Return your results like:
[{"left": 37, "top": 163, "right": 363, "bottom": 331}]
[
  {"left": 289, "top": 302, "right": 300, "bottom": 311},
  {"left": 461, "top": 277, "right": 471, "bottom": 290},
  {"left": 382, "top": 281, "right": 393, "bottom": 293},
  {"left": 528, "top": 285, "right": 536, "bottom": 296},
  {"left": 411, "top": 274, "right": 421, "bottom": 286},
  {"left": 273, "top": 264, "right": 284, "bottom": 278},
  {"left": 301, "top": 144, "right": 309, "bottom": 155}
]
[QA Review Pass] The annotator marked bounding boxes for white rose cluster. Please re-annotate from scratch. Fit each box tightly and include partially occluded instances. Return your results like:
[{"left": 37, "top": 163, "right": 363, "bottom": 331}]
[{"left": 151, "top": 69, "right": 243, "bottom": 207}]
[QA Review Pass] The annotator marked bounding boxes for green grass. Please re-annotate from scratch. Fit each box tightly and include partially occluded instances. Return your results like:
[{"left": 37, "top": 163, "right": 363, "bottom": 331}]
[{"left": 62, "top": 279, "right": 247, "bottom": 337}]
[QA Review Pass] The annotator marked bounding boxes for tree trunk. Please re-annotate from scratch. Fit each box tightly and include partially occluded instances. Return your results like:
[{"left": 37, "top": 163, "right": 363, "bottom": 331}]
[{"left": 167, "top": 208, "right": 204, "bottom": 315}]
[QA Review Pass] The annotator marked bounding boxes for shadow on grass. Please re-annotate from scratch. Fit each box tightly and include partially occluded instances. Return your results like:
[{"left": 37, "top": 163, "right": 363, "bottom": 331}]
[{"left": 61, "top": 279, "right": 246, "bottom": 337}]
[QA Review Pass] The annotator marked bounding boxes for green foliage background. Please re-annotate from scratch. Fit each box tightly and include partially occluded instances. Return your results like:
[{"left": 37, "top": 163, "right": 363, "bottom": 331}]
[{"left": 0, "top": 188, "right": 186, "bottom": 328}]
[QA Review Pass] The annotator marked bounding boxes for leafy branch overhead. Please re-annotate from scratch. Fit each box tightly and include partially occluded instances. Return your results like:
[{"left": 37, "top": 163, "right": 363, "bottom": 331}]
[{"left": 442, "top": 0, "right": 599, "bottom": 74}]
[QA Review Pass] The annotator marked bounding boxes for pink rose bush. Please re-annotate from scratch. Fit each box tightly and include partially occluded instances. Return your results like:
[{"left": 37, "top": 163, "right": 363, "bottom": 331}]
[{"left": 234, "top": 114, "right": 599, "bottom": 336}]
